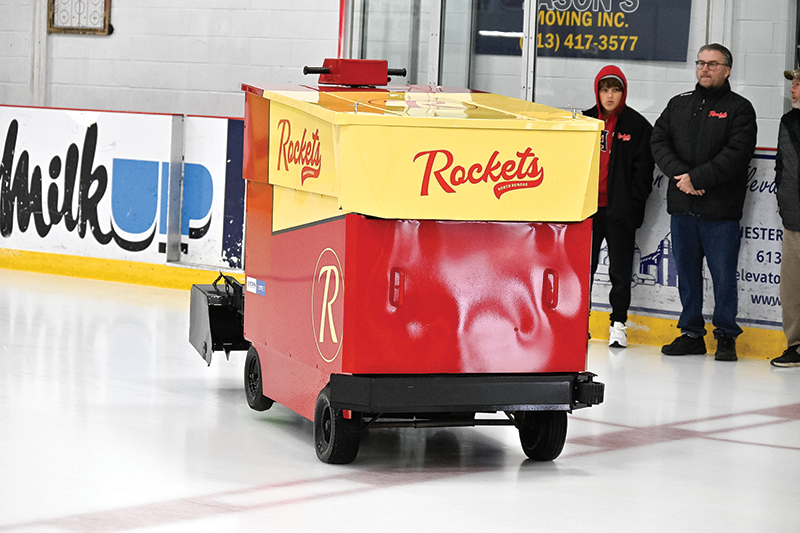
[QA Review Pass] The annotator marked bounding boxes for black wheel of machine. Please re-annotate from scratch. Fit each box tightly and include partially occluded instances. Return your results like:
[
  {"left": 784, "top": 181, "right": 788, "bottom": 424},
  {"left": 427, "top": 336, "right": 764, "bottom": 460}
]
[
  {"left": 244, "top": 346, "right": 274, "bottom": 411},
  {"left": 313, "top": 385, "right": 361, "bottom": 464},
  {"left": 517, "top": 410, "right": 568, "bottom": 461}
]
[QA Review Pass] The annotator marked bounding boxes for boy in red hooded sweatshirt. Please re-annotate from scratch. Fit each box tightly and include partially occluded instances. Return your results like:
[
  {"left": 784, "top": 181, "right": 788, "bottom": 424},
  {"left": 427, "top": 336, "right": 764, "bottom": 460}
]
[{"left": 583, "top": 65, "right": 655, "bottom": 348}]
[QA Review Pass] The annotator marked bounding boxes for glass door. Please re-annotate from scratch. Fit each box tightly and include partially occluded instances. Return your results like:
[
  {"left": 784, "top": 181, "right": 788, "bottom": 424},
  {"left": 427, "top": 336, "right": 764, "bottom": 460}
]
[
  {"left": 348, "top": 0, "right": 432, "bottom": 85},
  {"left": 345, "top": 0, "right": 537, "bottom": 99}
]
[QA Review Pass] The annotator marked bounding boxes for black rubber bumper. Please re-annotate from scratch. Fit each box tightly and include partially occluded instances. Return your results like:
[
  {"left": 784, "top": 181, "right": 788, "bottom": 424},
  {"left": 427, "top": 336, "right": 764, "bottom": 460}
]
[{"left": 330, "top": 372, "right": 604, "bottom": 414}]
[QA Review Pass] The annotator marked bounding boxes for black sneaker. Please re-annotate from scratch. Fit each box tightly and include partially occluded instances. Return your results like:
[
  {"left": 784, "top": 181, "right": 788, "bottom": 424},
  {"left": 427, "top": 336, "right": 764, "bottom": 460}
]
[
  {"left": 714, "top": 336, "right": 737, "bottom": 361},
  {"left": 770, "top": 346, "right": 800, "bottom": 367},
  {"left": 662, "top": 335, "right": 706, "bottom": 356}
]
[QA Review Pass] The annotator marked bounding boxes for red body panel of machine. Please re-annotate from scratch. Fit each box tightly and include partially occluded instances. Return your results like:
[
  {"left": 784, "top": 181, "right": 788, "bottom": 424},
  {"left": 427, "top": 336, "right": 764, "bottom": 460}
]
[
  {"left": 243, "top": 207, "right": 591, "bottom": 419},
  {"left": 343, "top": 216, "right": 591, "bottom": 374}
]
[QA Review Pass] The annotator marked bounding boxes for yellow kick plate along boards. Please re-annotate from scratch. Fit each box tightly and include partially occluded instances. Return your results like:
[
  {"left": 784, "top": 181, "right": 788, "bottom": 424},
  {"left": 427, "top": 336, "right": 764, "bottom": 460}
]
[{"left": 256, "top": 84, "right": 601, "bottom": 227}]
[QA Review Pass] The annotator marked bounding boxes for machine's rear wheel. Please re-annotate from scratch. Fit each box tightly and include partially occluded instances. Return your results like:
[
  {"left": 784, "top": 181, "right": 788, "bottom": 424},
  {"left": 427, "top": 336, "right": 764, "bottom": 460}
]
[
  {"left": 244, "top": 347, "right": 274, "bottom": 411},
  {"left": 314, "top": 385, "right": 361, "bottom": 464},
  {"left": 517, "top": 410, "right": 568, "bottom": 461}
]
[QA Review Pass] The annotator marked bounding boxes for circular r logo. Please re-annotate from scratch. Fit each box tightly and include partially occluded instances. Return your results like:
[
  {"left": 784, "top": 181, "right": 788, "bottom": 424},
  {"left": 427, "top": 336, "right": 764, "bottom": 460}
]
[{"left": 312, "top": 247, "right": 343, "bottom": 363}]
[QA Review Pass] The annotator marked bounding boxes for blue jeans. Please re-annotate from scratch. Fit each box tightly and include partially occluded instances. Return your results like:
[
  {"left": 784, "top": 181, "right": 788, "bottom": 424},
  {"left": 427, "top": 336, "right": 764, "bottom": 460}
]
[{"left": 671, "top": 214, "right": 742, "bottom": 339}]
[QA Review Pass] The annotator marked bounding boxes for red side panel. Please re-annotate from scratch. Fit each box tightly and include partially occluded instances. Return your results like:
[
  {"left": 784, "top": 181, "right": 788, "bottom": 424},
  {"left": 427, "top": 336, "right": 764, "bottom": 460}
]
[
  {"left": 243, "top": 92, "right": 270, "bottom": 184},
  {"left": 243, "top": 202, "right": 347, "bottom": 420},
  {"left": 343, "top": 216, "right": 591, "bottom": 374},
  {"left": 243, "top": 91, "right": 344, "bottom": 420}
]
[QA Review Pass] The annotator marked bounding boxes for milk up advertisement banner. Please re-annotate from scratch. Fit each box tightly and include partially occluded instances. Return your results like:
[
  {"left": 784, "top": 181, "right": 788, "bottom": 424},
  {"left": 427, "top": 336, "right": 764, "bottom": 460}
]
[{"left": 0, "top": 106, "right": 245, "bottom": 269}]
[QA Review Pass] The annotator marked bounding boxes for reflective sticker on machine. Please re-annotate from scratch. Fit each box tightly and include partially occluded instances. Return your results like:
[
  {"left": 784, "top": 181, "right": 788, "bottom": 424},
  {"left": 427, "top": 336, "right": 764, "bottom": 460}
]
[{"left": 246, "top": 276, "right": 266, "bottom": 296}]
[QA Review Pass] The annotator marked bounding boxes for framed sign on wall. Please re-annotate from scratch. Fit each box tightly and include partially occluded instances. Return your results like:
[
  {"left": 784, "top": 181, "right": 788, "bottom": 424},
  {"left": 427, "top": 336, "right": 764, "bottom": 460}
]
[{"left": 48, "top": 0, "right": 112, "bottom": 36}]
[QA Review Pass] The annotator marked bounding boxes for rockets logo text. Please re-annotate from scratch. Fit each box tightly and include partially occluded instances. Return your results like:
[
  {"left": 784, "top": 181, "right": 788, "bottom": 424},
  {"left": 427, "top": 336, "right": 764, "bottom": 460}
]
[
  {"left": 276, "top": 119, "right": 321, "bottom": 184},
  {"left": 413, "top": 148, "right": 545, "bottom": 199}
]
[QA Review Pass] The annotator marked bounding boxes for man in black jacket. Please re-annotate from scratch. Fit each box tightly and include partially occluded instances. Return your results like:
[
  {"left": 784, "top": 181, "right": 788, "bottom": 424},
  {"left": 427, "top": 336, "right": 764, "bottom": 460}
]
[
  {"left": 584, "top": 65, "right": 654, "bottom": 348},
  {"left": 771, "top": 68, "right": 800, "bottom": 367},
  {"left": 651, "top": 43, "right": 757, "bottom": 361}
]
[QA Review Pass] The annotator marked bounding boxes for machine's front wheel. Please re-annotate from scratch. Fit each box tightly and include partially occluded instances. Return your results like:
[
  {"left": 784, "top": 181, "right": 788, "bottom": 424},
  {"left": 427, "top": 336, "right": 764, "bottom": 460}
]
[
  {"left": 517, "top": 410, "right": 568, "bottom": 461},
  {"left": 244, "top": 347, "right": 274, "bottom": 411},
  {"left": 314, "top": 385, "right": 361, "bottom": 464}
]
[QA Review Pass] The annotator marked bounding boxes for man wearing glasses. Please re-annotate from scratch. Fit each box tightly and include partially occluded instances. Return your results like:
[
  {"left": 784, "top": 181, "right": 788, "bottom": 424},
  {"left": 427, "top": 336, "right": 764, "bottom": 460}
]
[{"left": 651, "top": 43, "right": 757, "bottom": 361}]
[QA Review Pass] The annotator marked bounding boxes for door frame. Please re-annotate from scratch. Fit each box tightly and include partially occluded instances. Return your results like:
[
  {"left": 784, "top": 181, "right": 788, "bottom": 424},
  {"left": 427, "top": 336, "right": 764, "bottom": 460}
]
[{"left": 338, "top": 0, "right": 538, "bottom": 100}]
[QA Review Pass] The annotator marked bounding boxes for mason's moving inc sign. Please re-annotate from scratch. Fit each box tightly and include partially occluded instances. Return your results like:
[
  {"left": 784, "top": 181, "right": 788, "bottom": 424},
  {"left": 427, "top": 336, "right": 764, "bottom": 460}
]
[{"left": 476, "top": 0, "right": 692, "bottom": 62}]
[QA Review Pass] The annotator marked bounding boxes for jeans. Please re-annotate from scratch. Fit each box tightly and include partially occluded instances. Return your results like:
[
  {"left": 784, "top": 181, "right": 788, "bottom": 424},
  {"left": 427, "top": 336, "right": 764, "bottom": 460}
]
[
  {"left": 591, "top": 207, "right": 637, "bottom": 324},
  {"left": 671, "top": 214, "right": 742, "bottom": 339}
]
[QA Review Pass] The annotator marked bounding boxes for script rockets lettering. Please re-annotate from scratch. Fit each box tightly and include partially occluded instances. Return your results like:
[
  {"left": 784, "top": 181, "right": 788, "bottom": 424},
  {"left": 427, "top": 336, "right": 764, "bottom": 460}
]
[{"left": 414, "top": 148, "right": 545, "bottom": 199}]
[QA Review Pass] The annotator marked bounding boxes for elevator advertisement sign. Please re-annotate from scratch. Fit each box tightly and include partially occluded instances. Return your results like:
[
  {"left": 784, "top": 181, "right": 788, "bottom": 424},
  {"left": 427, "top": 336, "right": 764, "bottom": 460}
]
[
  {"left": 592, "top": 150, "right": 784, "bottom": 329},
  {"left": 536, "top": 0, "right": 692, "bottom": 62}
]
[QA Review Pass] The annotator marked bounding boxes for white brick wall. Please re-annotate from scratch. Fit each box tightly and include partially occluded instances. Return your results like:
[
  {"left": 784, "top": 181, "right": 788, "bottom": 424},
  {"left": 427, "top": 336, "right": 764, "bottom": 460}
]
[
  {"left": 0, "top": 0, "right": 33, "bottom": 105},
  {"left": 3, "top": 0, "right": 339, "bottom": 117},
  {"left": 0, "top": 1, "right": 794, "bottom": 147},
  {"left": 733, "top": 0, "right": 792, "bottom": 146}
]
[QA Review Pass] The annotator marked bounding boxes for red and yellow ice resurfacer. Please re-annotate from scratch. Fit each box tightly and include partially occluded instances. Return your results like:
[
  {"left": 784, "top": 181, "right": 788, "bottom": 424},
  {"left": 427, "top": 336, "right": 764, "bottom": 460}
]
[{"left": 189, "top": 59, "right": 605, "bottom": 464}]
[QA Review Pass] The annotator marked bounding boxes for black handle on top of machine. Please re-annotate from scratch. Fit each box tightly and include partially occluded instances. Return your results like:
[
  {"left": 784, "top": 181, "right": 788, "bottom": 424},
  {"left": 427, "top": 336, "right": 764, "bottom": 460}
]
[
  {"left": 303, "top": 66, "right": 331, "bottom": 75},
  {"left": 387, "top": 68, "right": 407, "bottom": 77}
]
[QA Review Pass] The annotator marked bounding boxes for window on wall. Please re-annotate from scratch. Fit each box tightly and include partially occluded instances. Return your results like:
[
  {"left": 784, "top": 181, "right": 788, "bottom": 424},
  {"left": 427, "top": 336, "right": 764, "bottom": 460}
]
[{"left": 48, "top": 0, "right": 112, "bottom": 35}]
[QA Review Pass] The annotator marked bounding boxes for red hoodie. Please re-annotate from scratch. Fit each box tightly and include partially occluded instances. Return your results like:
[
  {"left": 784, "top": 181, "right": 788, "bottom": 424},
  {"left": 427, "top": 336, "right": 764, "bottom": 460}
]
[{"left": 593, "top": 65, "right": 627, "bottom": 207}]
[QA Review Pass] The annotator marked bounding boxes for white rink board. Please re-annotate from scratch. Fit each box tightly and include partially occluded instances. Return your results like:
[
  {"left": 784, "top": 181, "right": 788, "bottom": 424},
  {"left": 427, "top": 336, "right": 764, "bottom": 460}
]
[{"left": 0, "top": 107, "right": 237, "bottom": 269}]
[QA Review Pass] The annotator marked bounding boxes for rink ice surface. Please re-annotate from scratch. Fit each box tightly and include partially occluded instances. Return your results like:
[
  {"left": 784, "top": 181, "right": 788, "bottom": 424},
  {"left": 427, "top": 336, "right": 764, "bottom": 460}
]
[{"left": 1, "top": 269, "right": 799, "bottom": 532}]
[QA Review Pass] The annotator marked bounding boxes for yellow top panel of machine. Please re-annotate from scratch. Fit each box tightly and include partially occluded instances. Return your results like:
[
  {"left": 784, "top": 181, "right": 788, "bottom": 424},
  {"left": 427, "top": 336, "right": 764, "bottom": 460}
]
[
  {"left": 258, "top": 85, "right": 601, "bottom": 129},
  {"left": 248, "top": 84, "right": 602, "bottom": 224}
]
